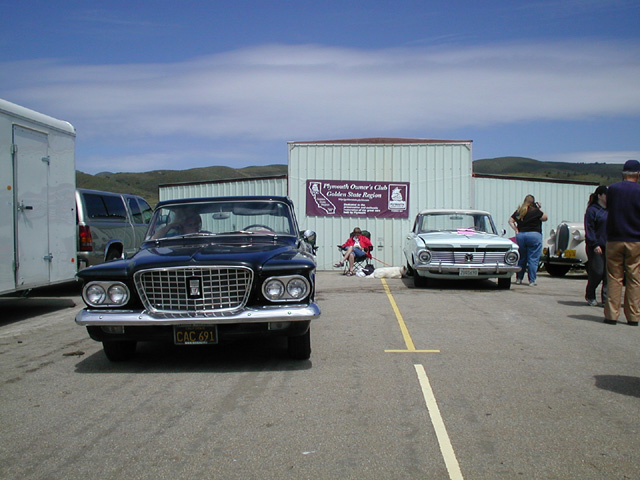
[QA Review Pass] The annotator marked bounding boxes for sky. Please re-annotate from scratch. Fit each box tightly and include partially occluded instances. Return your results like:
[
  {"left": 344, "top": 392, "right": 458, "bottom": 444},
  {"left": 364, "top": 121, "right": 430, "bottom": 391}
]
[{"left": 1, "top": 0, "right": 639, "bottom": 175}]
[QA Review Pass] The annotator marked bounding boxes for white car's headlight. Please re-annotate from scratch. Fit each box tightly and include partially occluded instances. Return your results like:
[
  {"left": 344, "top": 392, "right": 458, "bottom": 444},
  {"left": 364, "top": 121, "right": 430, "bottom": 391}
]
[
  {"left": 263, "top": 275, "right": 310, "bottom": 302},
  {"left": 83, "top": 281, "right": 130, "bottom": 307},
  {"left": 505, "top": 251, "right": 519, "bottom": 265},
  {"left": 417, "top": 250, "right": 432, "bottom": 264},
  {"left": 572, "top": 229, "right": 584, "bottom": 242}
]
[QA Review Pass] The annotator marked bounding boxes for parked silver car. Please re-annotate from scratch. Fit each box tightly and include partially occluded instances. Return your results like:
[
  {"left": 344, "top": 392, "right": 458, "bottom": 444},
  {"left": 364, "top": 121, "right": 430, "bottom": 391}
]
[
  {"left": 542, "top": 221, "right": 587, "bottom": 277},
  {"left": 76, "top": 189, "right": 152, "bottom": 270},
  {"left": 403, "top": 209, "right": 520, "bottom": 289}
]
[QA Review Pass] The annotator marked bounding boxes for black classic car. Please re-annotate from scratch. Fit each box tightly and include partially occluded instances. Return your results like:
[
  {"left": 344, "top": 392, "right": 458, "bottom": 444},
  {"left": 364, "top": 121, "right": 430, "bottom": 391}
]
[{"left": 75, "top": 196, "right": 320, "bottom": 361}]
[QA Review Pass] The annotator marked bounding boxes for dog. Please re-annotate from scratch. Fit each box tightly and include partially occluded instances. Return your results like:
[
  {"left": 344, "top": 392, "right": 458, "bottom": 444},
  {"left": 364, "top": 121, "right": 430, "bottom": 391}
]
[{"left": 367, "top": 266, "right": 406, "bottom": 279}]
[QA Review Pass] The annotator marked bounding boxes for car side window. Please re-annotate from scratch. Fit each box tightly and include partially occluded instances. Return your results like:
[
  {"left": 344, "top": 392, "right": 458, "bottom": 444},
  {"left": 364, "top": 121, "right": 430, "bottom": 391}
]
[
  {"left": 139, "top": 199, "right": 153, "bottom": 224},
  {"left": 84, "top": 193, "right": 127, "bottom": 220},
  {"left": 127, "top": 197, "right": 143, "bottom": 224}
]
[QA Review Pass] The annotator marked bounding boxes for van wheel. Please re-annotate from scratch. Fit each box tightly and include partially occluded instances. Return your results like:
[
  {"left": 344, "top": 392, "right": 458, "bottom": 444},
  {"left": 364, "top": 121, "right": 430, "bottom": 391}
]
[
  {"left": 102, "top": 341, "right": 136, "bottom": 361},
  {"left": 288, "top": 330, "right": 311, "bottom": 360}
]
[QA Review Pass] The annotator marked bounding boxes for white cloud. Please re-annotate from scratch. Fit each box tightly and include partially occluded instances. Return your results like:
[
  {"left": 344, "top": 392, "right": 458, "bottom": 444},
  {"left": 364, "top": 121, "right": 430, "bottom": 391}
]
[{"left": 1, "top": 40, "right": 638, "bottom": 172}]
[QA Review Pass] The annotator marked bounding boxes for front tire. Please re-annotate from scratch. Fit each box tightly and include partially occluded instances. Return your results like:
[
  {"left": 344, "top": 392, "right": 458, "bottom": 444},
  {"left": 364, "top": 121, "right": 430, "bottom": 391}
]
[
  {"left": 413, "top": 273, "right": 428, "bottom": 288},
  {"left": 545, "top": 263, "right": 570, "bottom": 277},
  {"left": 102, "top": 341, "right": 136, "bottom": 361},
  {"left": 497, "top": 277, "right": 512, "bottom": 289},
  {"left": 288, "top": 330, "right": 311, "bottom": 360}
]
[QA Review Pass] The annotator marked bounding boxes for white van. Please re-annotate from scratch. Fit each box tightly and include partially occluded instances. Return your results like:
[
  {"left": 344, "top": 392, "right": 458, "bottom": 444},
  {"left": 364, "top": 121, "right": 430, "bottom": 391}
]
[{"left": 76, "top": 189, "right": 152, "bottom": 269}]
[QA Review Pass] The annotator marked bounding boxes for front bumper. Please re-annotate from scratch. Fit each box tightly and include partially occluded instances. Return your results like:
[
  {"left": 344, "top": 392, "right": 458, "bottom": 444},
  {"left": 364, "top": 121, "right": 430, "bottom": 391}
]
[
  {"left": 414, "top": 263, "right": 521, "bottom": 278},
  {"left": 545, "top": 255, "right": 584, "bottom": 266},
  {"left": 75, "top": 303, "right": 321, "bottom": 326}
]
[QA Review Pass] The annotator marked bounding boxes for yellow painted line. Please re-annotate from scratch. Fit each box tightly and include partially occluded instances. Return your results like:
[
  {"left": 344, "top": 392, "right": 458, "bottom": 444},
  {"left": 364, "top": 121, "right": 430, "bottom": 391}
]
[
  {"left": 381, "top": 278, "right": 440, "bottom": 354},
  {"left": 414, "top": 364, "right": 464, "bottom": 480}
]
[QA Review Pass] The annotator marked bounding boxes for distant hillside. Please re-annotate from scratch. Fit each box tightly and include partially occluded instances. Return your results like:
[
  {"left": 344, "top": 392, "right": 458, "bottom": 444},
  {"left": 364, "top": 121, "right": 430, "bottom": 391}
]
[
  {"left": 76, "top": 164, "right": 288, "bottom": 206},
  {"left": 77, "top": 157, "right": 620, "bottom": 207},
  {"left": 473, "top": 156, "right": 619, "bottom": 185}
]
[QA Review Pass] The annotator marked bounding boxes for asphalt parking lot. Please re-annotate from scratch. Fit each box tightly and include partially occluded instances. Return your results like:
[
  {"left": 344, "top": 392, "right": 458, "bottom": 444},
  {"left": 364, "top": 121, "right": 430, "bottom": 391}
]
[{"left": 1, "top": 270, "right": 639, "bottom": 479}]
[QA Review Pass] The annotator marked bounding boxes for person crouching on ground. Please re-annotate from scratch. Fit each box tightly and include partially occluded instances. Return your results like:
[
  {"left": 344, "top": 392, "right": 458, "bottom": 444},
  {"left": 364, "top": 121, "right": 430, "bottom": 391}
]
[{"left": 335, "top": 227, "right": 372, "bottom": 276}]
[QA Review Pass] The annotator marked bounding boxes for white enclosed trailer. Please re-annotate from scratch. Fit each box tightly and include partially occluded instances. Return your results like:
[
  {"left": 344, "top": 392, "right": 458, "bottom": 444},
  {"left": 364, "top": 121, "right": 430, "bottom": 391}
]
[{"left": 0, "top": 99, "right": 77, "bottom": 295}]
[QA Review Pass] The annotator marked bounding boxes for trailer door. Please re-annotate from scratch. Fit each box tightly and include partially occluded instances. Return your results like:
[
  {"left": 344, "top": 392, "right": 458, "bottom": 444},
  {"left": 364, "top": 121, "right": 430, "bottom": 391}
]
[{"left": 13, "top": 125, "right": 50, "bottom": 289}]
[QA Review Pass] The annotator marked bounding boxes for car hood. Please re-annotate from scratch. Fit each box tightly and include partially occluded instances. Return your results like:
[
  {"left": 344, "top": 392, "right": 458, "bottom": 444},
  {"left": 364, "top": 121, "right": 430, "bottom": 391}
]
[
  {"left": 415, "top": 231, "right": 518, "bottom": 248},
  {"left": 77, "top": 236, "right": 315, "bottom": 280}
]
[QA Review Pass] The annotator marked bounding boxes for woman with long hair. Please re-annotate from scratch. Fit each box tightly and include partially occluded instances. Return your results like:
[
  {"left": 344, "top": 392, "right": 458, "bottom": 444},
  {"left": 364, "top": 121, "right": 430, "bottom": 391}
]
[
  {"left": 508, "top": 194, "right": 548, "bottom": 286},
  {"left": 584, "top": 185, "right": 608, "bottom": 306}
]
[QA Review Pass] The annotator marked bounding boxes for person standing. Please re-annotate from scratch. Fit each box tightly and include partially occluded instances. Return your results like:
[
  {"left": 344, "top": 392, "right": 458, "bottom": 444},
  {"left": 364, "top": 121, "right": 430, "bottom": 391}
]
[
  {"left": 509, "top": 195, "right": 548, "bottom": 286},
  {"left": 584, "top": 186, "right": 608, "bottom": 306},
  {"left": 603, "top": 160, "right": 640, "bottom": 326}
]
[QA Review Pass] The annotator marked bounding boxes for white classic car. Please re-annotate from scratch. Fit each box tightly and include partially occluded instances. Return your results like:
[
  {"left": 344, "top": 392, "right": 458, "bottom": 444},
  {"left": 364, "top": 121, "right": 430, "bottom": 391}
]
[
  {"left": 403, "top": 209, "right": 521, "bottom": 289},
  {"left": 542, "top": 221, "right": 587, "bottom": 277}
]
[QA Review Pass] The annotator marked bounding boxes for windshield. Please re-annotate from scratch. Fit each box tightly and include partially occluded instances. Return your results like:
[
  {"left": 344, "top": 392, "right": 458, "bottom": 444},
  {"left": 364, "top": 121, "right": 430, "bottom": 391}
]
[
  {"left": 417, "top": 212, "right": 497, "bottom": 235},
  {"left": 146, "top": 200, "right": 297, "bottom": 240}
]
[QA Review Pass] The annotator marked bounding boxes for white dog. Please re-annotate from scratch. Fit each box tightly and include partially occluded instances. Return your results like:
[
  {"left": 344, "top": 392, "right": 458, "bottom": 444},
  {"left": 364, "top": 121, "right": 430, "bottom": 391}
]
[{"left": 367, "top": 266, "right": 406, "bottom": 279}]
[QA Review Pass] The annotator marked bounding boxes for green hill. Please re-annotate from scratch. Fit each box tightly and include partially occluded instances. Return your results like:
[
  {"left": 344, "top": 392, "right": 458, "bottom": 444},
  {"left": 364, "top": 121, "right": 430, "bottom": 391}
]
[
  {"left": 76, "top": 157, "right": 620, "bottom": 207},
  {"left": 77, "top": 164, "right": 288, "bottom": 206},
  {"left": 473, "top": 156, "right": 619, "bottom": 185}
]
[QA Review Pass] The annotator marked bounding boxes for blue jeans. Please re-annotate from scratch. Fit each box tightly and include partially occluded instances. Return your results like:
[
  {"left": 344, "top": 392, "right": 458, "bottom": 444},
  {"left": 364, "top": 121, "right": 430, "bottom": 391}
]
[{"left": 516, "top": 231, "right": 543, "bottom": 283}]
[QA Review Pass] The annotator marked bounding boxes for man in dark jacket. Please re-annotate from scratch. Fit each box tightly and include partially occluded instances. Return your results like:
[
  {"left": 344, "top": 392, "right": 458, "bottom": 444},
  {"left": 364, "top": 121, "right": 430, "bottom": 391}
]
[{"left": 604, "top": 160, "right": 640, "bottom": 325}]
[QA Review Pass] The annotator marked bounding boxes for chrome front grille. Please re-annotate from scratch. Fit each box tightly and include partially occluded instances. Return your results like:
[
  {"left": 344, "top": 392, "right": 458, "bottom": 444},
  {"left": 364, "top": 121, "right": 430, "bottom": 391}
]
[
  {"left": 134, "top": 266, "right": 253, "bottom": 314},
  {"left": 431, "top": 250, "right": 508, "bottom": 264},
  {"left": 556, "top": 224, "right": 570, "bottom": 251}
]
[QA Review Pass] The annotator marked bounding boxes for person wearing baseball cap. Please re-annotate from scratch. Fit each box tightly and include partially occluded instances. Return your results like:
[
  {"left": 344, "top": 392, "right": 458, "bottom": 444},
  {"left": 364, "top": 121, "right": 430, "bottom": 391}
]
[{"left": 603, "top": 160, "right": 640, "bottom": 325}]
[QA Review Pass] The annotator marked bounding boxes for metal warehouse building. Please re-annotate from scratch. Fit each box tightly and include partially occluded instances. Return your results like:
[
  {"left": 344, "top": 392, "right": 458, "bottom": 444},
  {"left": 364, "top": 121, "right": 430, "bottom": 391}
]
[{"left": 159, "top": 138, "right": 598, "bottom": 270}]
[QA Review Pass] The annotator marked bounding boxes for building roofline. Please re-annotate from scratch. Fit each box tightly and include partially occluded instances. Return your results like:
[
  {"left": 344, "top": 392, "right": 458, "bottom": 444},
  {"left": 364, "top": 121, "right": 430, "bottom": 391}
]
[
  {"left": 159, "top": 174, "right": 287, "bottom": 189},
  {"left": 288, "top": 137, "right": 472, "bottom": 145}
]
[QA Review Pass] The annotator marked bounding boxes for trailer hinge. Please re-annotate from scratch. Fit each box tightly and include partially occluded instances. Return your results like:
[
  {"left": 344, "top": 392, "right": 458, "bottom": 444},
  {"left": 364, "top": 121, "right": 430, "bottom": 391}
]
[
  {"left": 42, "top": 156, "right": 50, "bottom": 165},
  {"left": 11, "top": 143, "right": 17, "bottom": 155},
  {"left": 43, "top": 254, "right": 53, "bottom": 262}
]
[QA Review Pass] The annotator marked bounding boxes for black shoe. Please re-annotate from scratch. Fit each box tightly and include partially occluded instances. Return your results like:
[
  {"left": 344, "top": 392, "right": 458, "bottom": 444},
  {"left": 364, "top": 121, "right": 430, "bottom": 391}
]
[
  {"left": 629, "top": 322, "right": 639, "bottom": 327},
  {"left": 603, "top": 319, "right": 617, "bottom": 325}
]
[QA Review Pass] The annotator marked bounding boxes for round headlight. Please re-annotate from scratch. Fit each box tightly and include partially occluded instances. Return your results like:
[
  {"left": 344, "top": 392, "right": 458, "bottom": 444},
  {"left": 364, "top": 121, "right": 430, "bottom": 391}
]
[
  {"left": 417, "top": 250, "right": 432, "bottom": 263},
  {"left": 505, "top": 251, "right": 519, "bottom": 265},
  {"left": 107, "top": 283, "right": 129, "bottom": 305},
  {"left": 85, "top": 284, "right": 106, "bottom": 305},
  {"left": 264, "top": 279, "right": 285, "bottom": 300},
  {"left": 286, "top": 278, "right": 308, "bottom": 299}
]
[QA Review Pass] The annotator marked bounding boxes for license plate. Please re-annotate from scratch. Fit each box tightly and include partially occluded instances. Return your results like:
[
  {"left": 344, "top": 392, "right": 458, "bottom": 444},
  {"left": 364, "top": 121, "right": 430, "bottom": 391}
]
[
  {"left": 564, "top": 250, "right": 576, "bottom": 258},
  {"left": 174, "top": 325, "right": 218, "bottom": 345},
  {"left": 459, "top": 269, "right": 478, "bottom": 277}
]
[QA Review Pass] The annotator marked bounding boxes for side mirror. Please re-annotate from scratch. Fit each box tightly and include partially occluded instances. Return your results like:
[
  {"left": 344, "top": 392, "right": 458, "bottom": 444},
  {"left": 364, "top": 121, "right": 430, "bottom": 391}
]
[
  {"left": 500, "top": 228, "right": 507, "bottom": 236},
  {"left": 302, "top": 230, "right": 318, "bottom": 254}
]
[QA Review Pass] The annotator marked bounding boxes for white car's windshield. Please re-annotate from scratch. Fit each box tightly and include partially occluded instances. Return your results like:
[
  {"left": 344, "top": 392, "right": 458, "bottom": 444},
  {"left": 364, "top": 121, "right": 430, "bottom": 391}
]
[
  {"left": 146, "top": 200, "right": 296, "bottom": 240},
  {"left": 418, "top": 213, "right": 496, "bottom": 234}
]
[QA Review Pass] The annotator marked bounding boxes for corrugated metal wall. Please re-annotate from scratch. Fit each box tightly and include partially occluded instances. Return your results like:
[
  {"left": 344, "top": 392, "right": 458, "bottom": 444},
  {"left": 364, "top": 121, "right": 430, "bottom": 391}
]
[
  {"left": 159, "top": 176, "right": 288, "bottom": 201},
  {"left": 288, "top": 141, "right": 473, "bottom": 270},
  {"left": 473, "top": 175, "right": 598, "bottom": 240}
]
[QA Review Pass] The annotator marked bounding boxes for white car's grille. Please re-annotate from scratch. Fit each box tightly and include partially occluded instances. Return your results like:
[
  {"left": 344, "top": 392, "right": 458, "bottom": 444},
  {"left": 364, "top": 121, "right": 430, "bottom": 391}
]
[
  {"left": 431, "top": 250, "right": 508, "bottom": 264},
  {"left": 134, "top": 267, "right": 253, "bottom": 314}
]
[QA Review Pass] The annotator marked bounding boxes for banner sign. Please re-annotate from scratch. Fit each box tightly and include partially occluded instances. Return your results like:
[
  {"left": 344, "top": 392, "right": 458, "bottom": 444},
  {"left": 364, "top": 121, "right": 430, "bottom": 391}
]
[{"left": 306, "top": 179, "right": 410, "bottom": 218}]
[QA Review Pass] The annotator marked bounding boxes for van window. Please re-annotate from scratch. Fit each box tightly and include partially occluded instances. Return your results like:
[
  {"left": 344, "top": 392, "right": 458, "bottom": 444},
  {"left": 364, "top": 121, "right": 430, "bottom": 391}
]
[
  {"left": 84, "top": 193, "right": 127, "bottom": 220},
  {"left": 127, "top": 197, "right": 143, "bottom": 224}
]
